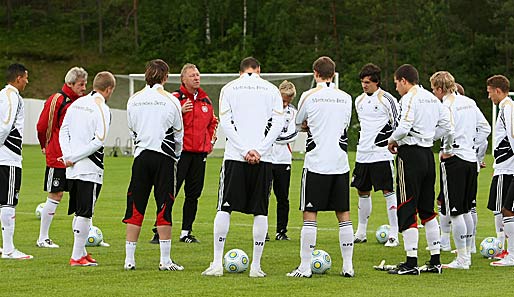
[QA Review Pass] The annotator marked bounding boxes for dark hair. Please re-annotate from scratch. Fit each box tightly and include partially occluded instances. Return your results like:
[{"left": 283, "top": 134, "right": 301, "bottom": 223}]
[
  {"left": 6, "top": 63, "right": 28, "bottom": 83},
  {"left": 240, "top": 57, "right": 260, "bottom": 72},
  {"left": 487, "top": 75, "right": 510, "bottom": 93},
  {"left": 145, "top": 59, "right": 169, "bottom": 87},
  {"left": 359, "top": 63, "right": 381, "bottom": 85},
  {"left": 312, "top": 56, "right": 335, "bottom": 80},
  {"left": 394, "top": 64, "right": 419, "bottom": 85}
]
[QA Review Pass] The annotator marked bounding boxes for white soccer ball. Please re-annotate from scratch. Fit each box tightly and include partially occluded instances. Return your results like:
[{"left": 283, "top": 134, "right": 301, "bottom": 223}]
[
  {"left": 35, "top": 202, "right": 45, "bottom": 219},
  {"left": 86, "top": 226, "right": 104, "bottom": 247},
  {"left": 480, "top": 237, "right": 503, "bottom": 258},
  {"left": 311, "top": 249, "right": 331, "bottom": 274},
  {"left": 223, "top": 249, "right": 249, "bottom": 273},
  {"left": 376, "top": 224, "right": 391, "bottom": 244}
]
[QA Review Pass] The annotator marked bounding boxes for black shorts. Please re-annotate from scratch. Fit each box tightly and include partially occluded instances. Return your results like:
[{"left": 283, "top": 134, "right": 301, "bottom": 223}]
[
  {"left": 44, "top": 167, "right": 68, "bottom": 193},
  {"left": 488, "top": 174, "right": 514, "bottom": 212},
  {"left": 67, "top": 179, "right": 101, "bottom": 218},
  {"left": 123, "top": 150, "right": 177, "bottom": 226},
  {"left": 396, "top": 145, "right": 436, "bottom": 231},
  {"left": 351, "top": 161, "right": 394, "bottom": 192},
  {"left": 217, "top": 160, "right": 273, "bottom": 215},
  {"left": 300, "top": 169, "right": 350, "bottom": 212},
  {"left": 439, "top": 156, "right": 477, "bottom": 216},
  {"left": 0, "top": 165, "right": 21, "bottom": 206}
]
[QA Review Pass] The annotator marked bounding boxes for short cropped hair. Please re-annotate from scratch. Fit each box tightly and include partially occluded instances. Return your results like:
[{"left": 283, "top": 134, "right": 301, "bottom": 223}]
[
  {"left": 487, "top": 75, "right": 510, "bottom": 93},
  {"left": 93, "top": 71, "right": 116, "bottom": 91},
  {"left": 240, "top": 57, "right": 260, "bottom": 72},
  {"left": 65, "top": 67, "right": 88, "bottom": 84},
  {"left": 6, "top": 63, "right": 28, "bottom": 83},
  {"left": 313, "top": 56, "right": 335, "bottom": 80},
  {"left": 394, "top": 64, "right": 419, "bottom": 85},
  {"left": 180, "top": 63, "right": 198, "bottom": 80},
  {"left": 145, "top": 59, "right": 169, "bottom": 87},
  {"left": 359, "top": 63, "right": 381, "bottom": 84},
  {"left": 279, "top": 80, "right": 296, "bottom": 98},
  {"left": 430, "top": 71, "right": 457, "bottom": 94}
]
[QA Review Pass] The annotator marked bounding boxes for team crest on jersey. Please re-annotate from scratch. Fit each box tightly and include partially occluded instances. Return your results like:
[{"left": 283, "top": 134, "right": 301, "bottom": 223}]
[
  {"left": 202, "top": 106, "right": 208, "bottom": 113},
  {"left": 53, "top": 179, "right": 60, "bottom": 187}
]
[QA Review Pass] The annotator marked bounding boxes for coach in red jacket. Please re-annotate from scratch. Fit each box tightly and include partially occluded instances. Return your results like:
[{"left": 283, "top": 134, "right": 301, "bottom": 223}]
[
  {"left": 35, "top": 67, "right": 88, "bottom": 248},
  {"left": 150, "top": 63, "right": 217, "bottom": 244}
]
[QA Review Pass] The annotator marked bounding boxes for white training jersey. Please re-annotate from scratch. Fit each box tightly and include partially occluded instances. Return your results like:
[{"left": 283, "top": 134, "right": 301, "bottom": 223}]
[
  {"left": 296, "top": 82, "right": 352, "bottom": 174},
  {"left": 493, "top": 96, "right": 514, "bottom": 175},
  {"left": 390, "top": 85, "right": 453, "bottom": 150},
  {"left": 219, "top": 73, "right": 284, "bottom": 163},
  {"left": 59, "top": 91, "right": 111, "bottom": 184},
  {"left": 441, "top": 93, "right": 491, "bottom": 163},
  {"left": 127, "top": 84, "right": 184, "bottom": 160},
  {"left": 355, "top": 88, "right": 399, "bottom": 163},
  {"left": 0, "top": 84, "right": 24, "bottom": 168},
  {"left": 272, "top": 104, "right": 298, "bottom": 165}
]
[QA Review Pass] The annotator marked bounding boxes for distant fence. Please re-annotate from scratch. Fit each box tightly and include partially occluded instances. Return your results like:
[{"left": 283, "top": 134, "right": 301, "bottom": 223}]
[{"left": 22, "top": 99, "right": 307, "bottom": 153}]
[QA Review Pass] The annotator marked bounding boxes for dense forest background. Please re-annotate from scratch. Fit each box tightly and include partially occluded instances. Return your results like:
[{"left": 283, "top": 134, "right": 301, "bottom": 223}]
[{"left": 1, "top": 0, "right": 513, "bottom": 147}]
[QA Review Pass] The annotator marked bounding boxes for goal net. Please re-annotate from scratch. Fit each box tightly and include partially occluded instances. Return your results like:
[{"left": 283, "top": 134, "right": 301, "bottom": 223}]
[{"left": 109, "top": 73, "right": 339, "bottom": 154}]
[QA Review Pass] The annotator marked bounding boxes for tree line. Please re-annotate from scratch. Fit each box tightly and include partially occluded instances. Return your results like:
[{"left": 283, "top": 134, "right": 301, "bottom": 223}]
[{"left": 1, "top": 0, "right": 514, "bottom": 147}]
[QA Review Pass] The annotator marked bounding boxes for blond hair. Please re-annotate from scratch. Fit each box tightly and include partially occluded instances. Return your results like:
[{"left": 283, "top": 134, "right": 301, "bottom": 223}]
[
  {"left": 430, "top": 71, "right": 457, "bottom": 94},
  {"left": 93, "top": 71, "right": 116, "bottom": 91},
  {"left": 279, "top": 80, "right": 296, "bottom": 98}
]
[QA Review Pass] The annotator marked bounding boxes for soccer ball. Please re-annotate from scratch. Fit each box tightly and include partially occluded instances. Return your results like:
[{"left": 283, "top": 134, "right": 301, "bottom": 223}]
[
  {"left": 86, "top": 226, "right": 104, "bottom": 247},
  {"left": 223, "top": 249, "right": 249, "bottom": 273},
  {"left": 311, "top": 249, "right": 331, "bottom": 274},
  {"left": 480, "top": 237, "right": 503, "bottom": 258},
  {"left": 35, "top": 202, "right": 45, "bottom": 219},
  {"left": 376, "top": 224, "right": 391, "bottom": 244}
]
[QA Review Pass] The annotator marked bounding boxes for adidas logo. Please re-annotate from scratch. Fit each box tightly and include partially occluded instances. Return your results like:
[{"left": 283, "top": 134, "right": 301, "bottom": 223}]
[
  {"left": 306, "top": 202, "right": 313, "bottom": 208},
  {"left": 286, "top": 166, "right": 291, "bottom": 171},
  {"left": 451, "top": 207, "right": 457, "bottom": 212},
  {"left": 223, "top": 202, "right": 230, "bottom": 207}
]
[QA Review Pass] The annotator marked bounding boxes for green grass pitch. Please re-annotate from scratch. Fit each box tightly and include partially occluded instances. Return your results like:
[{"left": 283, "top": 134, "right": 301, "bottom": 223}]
[{"left": 2, "top": 146, "right": 506, "bottom": 296}]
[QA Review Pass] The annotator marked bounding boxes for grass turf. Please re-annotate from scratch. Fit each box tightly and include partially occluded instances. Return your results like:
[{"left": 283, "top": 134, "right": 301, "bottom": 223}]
[{"left": 1, "top": 146, "right": 505, "bottom": 296}]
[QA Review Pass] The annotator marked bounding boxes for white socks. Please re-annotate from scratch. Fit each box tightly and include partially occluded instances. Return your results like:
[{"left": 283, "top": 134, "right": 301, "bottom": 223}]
[
  {"left": 450, "top": 214, "right": 466, "bottom": 255},
  {"left": 72, "top": 216, "right": 90, "bottom": 260},
  {"left": 299, "top": 221, "right": 317, "bottom": 272},
  {"left": 384, "top": 192, "right": 399, "bottom": 239},
  {"left": 439, "top": 206, "right": 451, "bottom": 248},
  {"left": 0, "top": 207, "right": 15, "bottom": 254},
  {"left": 159, "top": 239, "right": 172, "bottom": 264},
  {"left": 356, "top": 195, "right": 371, "bottom": 237},
  {"left": 339, "top": 221, "right": 354, "bottom": 272},
  {"left": 403, "top": 227, "right": 419, "bottom": 258},
  {"left": 39, "top": 197, "right": 59, "bottom": 242},
  {"left": 212, "top": 211, "right": 230, "bottom": 267},
  {"left": 494, "top": 211, "right": 505, "bottom": 248},
  {"left": 425, "top": 218, "right": 441, "bottom": 255},
  {"left": 503, "top": 217, "right": 514, "bottom": 255},
  {"left": 463, "top": 212, "right": 474, "bottom": 255},
  {"left": 125, "top": 241, "right": 137, "bottom": 265},
  {"left": 180, "top": 230, "right": 189, "bottom": 238},
  {"left": 251, "top": 215, "right": 268, "bottom": 271}
]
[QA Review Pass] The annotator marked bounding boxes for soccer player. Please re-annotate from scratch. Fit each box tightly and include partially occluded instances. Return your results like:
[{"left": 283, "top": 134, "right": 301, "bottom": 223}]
[
  {"left": 352, "top": 63, "right": 400, "bottom": 247},
  {"left": 486, "top": 75, "right": 514, "bottom": 266},
  {"left": 36, "top": 67, "right": 88, "bottom": 248},
  {"left": 430, "top": 71, "right": 490, "bottom": 269},
  {"left": 123, "top": 59, "right": 184, "bottom": 271},
  {"left": 287, "top": 56, "right": 354, "bottom": 278},
  {"left": 150, "top": 63, "right": 218, "bottom": 244},
  {"left": 386, "top": 64, "right": 453, "bottom": 275},
  {"left": 202, "top": 57, "right": 284, "bottom": 277},
  {"left": 0, "top": 63, "right": 32, "bottom": 260},
  {"left": 59, "top": 71, "right": 115, "bottom": 266},
  {"left": 270, "top": 80, "right": 298, "bottom": 241}
]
